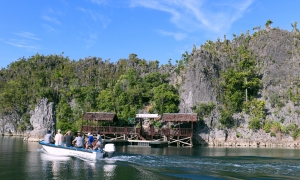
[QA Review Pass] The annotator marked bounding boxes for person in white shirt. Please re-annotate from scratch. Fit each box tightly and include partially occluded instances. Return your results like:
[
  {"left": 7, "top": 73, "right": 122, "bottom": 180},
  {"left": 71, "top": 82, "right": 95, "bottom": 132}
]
[
  {"left": 72, "top": 131, "right": 83, "bottom": 148},
  {"left": 54, "top": 129, "right": 64, "bottom": 145},
  {"left": 93, "top": 130, "right": 103, "bottom": 150}
]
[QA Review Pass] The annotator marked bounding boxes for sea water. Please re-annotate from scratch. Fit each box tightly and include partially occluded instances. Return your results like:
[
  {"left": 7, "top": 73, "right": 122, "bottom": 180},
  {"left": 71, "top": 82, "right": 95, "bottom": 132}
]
[{"left": 1, "top": 136, "right": 300, "bottom": 179}]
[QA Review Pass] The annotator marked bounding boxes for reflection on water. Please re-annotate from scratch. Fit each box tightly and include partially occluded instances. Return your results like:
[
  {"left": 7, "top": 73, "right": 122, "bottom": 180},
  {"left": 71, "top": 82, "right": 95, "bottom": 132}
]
[
  {"left": 40, "top": 152, "right": 71, "bottom": 161},
  {"left": 40, "top": 153, "right": 71, "bottom": 179},
  {"left": 104, "top": 164, "right": 116, "bottom": 179},
  {"left": 2, "top": 137, "right": 300, "bottom": 179}
]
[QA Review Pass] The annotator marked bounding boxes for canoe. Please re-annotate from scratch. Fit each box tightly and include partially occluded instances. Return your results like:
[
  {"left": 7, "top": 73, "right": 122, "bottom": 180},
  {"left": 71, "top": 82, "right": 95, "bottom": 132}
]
[{"left": 39, "top": 140, "right": 115, "bottom": 160}]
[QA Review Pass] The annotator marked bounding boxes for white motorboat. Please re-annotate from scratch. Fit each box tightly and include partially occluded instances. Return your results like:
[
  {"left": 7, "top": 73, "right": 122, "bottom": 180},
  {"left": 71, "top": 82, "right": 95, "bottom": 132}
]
[
  {"left": 103, "top": 143, "right": 115, "bottom": 158},
  {"left": 39, "top": 140, "right": 115, "bottom": 160}
]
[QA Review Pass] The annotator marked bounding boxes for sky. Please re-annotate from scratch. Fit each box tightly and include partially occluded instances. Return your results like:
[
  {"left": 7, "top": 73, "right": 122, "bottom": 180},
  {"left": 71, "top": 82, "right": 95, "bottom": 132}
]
[{"left": 0, "top": 0, "right": 300, "bottom": 69}]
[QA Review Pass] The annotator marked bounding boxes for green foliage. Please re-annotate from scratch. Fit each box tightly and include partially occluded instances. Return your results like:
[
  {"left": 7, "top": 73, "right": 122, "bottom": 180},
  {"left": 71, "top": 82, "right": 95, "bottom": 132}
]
[
  {"left": 221, "top": 68, "right": 261, "bottom": 112},
  {"left": 244, "top": 100, "right": 266, "bottom": 119},
  {"left": 270, "top": 132, "right": 276, "bottom": 137},
  {"left": 287, "top": 123, "right": 298, "bottom": 132},
  {"left": 174, "top": 51, "right": 191, "bottom": 74},
  {"left": 263, "top": 120, "right": 272, "bottom": 133},
  {"left": 218, "top": 45, "right": 262, "bottom": 128},
  {"left": 0, "top": 54, "right": 180, "bottom": 132},
  {"left": 220, "top": 46, "right": 261, "bottom": 114},
  {"left": 152, "top": 84, "right": 179, "bottom": 114},
  {"left": 270, "top": 121, "right": 281, "bottom": 133},
  {"left": 152, "top": 120, "right": 162, "bottom": 128},
  {"left": 219, "top": 109, "right": 233, "bottom": 126},
  {"left": 280, "top": 117, "right": 285, "bottom": 123},
  {"left": 291, "top": 129, "right": 300, "bottom": 140},
  {"left": 236, "top": 132, "right": 242, "bottom": 138},
  {"left": 280, "top": 125, "right": 287, "bottom": 134},
  {"left": 249, "top": 117, "right": 261, "bottom": 130},
  {"left": 96, "top": 89, "right": 115, "bottom": 112},
  {"left": 277, "top": 101, "right": 285, "bottom": 109},
  {"left": 269, "top": 92, "right": 280, "bottom": 108},
  {"left": 192, "top": 102, "right": 215, "bottom": 118},
  {"left": 265, "top": 19, "right": 273, "bottom": 29},
  {"left": 287, "top": 107, "right": 291, "bottom": 114},
  {"left": 57, "top": 121, "right": 73, "bottom": 133}
]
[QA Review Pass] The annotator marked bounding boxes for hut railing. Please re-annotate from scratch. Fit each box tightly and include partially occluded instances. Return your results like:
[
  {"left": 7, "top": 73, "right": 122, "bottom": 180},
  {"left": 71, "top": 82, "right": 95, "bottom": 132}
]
[
  {"left": 161, "top": 128, "right": 192, "bottom": 136},
  {"left": 81, "top": 126, "right": 192, "bottom": 137},
  {"left": 81, "top": 125, "right": 140, "bottom": 135}
]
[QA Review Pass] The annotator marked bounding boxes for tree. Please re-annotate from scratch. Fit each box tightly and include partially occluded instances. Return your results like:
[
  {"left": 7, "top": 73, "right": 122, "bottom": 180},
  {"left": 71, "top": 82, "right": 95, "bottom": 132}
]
[
  {"left": 96, "top": 89, "right": 115, "bottom": 112},
  {"left": 152, "top": 84, "right": 179, "bottom": 114},
  {"left": 291, "top": 21, "right": 299, "bottom": 33},
  {"left": 265, "top": 19, "right": 273, "bottom": 30}
]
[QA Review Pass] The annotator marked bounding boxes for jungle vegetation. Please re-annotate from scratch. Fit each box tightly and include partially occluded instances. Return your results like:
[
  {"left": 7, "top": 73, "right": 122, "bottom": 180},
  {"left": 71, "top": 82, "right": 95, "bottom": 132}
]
[
  {"left": 2, "top": 20, "right": 300, "bottom": 139},
  {"left": 0, "top": 54, "right": 180, "bottom": 132}
]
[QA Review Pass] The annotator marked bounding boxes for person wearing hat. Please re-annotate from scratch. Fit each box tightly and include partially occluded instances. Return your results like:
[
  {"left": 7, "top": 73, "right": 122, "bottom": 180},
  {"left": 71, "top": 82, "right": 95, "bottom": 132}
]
[
  {"left": 64, "top": 130, "right": 73, "bottom": 147},
  {"left": 72, "top": 131, "right": 83, "bottom": 148},
  {"left": 54, "top": 129, "right": 64, "bottom": 146},
  {"left": 44, "top": 130, "right": 53, "bottom": 144},
  {"left": 93, "top": 130, "right": 103, "bottom": 150},
  {"left": 85, "top": 132, "right": 94, "bottom": 149}
]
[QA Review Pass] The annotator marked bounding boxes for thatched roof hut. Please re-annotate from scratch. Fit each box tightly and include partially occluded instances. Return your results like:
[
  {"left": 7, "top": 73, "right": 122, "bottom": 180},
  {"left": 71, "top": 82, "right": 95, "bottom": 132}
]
[
  {"left": 82, "top": 112, "right": 117, "bottom": 122},
  {"left": 161, "top": 113, "right": 198, "bottom": 122}
]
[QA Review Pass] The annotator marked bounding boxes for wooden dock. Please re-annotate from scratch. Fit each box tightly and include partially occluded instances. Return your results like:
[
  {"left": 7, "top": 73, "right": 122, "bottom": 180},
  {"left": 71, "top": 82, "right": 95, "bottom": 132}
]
[
  {"left": 103, "top": 139, "right": 168, "bottom": 148},
  {"left": 81, "top": 112, "right": 198, "bottom": 147}
]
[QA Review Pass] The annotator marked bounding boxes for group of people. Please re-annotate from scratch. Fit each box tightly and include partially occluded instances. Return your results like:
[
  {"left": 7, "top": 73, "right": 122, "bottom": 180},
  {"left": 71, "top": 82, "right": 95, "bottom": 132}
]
[{"left": 44, "top": 129, "right": 103, "bottom": 150}]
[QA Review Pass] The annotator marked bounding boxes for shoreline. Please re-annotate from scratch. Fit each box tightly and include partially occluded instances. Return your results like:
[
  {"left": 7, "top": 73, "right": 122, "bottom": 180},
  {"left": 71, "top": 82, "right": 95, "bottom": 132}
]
[
  {"left": 3, "top": 135, "right": 300, "bottom": 149},
  {"left": 197, "top": 140, "right": 300, "bottom": 149}
]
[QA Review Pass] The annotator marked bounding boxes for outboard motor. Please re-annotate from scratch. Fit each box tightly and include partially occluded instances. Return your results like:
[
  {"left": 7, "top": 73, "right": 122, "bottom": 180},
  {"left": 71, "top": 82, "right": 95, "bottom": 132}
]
[{"left": 104, "top": 143, "right": 115, "bottom": 158}]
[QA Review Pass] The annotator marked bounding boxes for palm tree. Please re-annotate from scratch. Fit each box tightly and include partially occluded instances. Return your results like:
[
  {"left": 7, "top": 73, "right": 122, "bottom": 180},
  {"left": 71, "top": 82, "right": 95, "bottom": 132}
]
[
  {"left": 291, "top": 21, "right": 299, "bottom": 59},
  {"left": 265, "top": 19, "right": 273, "bottom": 30},
  {"left": 291, "top": 21, "right": 299, "bottom": 33}
]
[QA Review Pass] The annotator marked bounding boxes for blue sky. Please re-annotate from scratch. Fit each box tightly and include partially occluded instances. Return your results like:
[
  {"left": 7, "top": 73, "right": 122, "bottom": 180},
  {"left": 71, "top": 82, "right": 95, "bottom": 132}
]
[{"left": 0, "top": 0, "right": 299, "bottom": 69}]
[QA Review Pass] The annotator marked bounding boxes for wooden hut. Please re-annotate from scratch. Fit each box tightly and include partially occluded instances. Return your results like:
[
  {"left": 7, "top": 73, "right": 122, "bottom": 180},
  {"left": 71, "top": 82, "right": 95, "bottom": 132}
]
[
  {"left": 81, "top": 112, "right": 140, "bottom": 140},
  {"left": 161, "top": 113, "right": 198, "bottom": 147},
  {"left": 81, "top": 112, "right": 117, "bottom": 135}
]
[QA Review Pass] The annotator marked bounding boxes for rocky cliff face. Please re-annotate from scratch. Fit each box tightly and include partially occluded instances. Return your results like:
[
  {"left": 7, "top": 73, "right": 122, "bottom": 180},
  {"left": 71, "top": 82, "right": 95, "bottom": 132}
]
[
  {"left": 27, "top": 98, "right": 56, "bottom": 141},
  {"left": 0, "top": 120, "right": 16, "bottom": 135},
  {"left": 177, "top": 28, "right": 300, "bottom": 147},
  {"left": 0, "top": 113, "right": 21, "bottom": 135}
]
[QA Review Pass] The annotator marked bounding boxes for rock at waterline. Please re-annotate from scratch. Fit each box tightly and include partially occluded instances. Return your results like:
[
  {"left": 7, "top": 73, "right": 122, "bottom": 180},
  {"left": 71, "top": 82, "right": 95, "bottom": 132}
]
[{"left": 27, "top": 98, "right": 56, "bottom": 141}]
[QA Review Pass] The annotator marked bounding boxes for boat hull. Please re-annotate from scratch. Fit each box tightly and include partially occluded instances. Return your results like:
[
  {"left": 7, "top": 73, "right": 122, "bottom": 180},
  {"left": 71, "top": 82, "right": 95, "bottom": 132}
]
[{"left": 39, "top": 141, "right": 104, "bottom": 160}]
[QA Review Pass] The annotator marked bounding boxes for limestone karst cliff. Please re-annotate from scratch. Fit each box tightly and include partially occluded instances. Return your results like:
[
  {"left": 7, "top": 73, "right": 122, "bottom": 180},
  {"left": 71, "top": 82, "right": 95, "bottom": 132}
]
[
  {"left": 177, "top": 28, "right": 300, "bottom": 147},
  {"left": 27, "top": 98, "right": 56, "bottom": 141},
  {"left": 1, "top": 26, "right": 300, "bottom": 147}
]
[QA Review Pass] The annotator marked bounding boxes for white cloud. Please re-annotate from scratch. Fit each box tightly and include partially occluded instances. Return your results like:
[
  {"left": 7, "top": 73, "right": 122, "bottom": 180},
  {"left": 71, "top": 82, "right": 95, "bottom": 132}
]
[
  {"left": 4, "top": 39, "right": 39, "bottom": 51},
  {"left": 13, "top": 32, "right": 41, "bottom": 40},
  {"left": 42, "top": 15, "right": 61, "bottom": 25},
  {"left": 42, "top": 24, "right": 57, "bottom": 33},
  {"left": 130, "top": 0, "right": 253, "bottom": 33},
  {"left": 77, "top": 8, "right": 111, "bottom": 28},
  {"left": 4, "top": 31, "right": 41, "bottom": 51},
  {"left": 77, "top": 7, "right": 87, "bottom": 13},
  {"left": 90, "top": 0, "right": 107, "bottom": 6},
  {"left": 158, "top": 30, "right": 187, "bottom": 41},
  {"left": 84, "top": 33, "right": 98, "bottom": 49}
]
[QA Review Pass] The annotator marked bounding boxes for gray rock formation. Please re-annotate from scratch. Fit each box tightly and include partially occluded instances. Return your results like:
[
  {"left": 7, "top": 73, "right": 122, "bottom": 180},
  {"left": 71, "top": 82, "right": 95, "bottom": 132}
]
[
  {"left": 0, "top": 120, "right": 16, "bottom": 135},
  {"left": 177, "top": 28, "right": 300, "bottom": 147},
  {"left": 0, "top": 113, "right": 20, "bottom": 135},
  {"left": 27, "top": 98, "right": 56, "bottom": 141}
]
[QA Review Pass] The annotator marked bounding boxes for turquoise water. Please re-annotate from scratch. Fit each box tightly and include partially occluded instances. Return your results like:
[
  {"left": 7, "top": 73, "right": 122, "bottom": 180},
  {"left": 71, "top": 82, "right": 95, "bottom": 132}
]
[{"left": 1, "top": 136, "right": 300, "bottom": 179}]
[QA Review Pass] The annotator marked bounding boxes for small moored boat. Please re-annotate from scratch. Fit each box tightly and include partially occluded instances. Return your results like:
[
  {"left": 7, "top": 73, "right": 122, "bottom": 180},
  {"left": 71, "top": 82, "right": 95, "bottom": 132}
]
[{"left": 39, "top": 140, "right": 115, "bottom": 160}]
